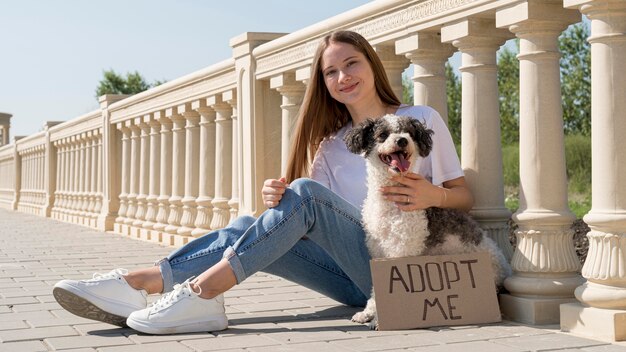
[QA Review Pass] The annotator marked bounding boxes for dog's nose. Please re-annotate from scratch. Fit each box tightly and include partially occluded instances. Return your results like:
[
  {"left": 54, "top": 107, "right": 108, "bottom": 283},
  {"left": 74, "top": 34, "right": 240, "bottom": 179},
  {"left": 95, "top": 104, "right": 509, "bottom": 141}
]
[{"left": 396, "top": 137, "right": 408, "bottom": 148}]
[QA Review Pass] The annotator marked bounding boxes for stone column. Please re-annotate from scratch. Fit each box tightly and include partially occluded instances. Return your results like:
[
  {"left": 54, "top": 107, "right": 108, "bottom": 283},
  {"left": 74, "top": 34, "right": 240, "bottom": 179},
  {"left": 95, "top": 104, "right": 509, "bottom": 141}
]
[
  {"left": 11, "top": 140, "right": 20, "bottom": 211},
  {"left": 87, "top": 133, "right": 98, "bottom": 216},
  {"left": 395, "top": 32, "right": 455, "bottom": 123},
  {"left": 132, "top": 118, "right": 151, "bottom": 231},
  {"left": 165, "top": 110, "right": 186, "bottom": 235},
  {"left": 209, "top": 97, "right": 232, "bottom": 230},
  {"left": 142, "top": 118, "right": 161, "bottom": 234},
  {"left": 115, "top": 125, "right": 131, "bottom": 228},
  {"left": 441, "top": 18, "right": 514, "bottom": 261},
  {"left": 177, "top": 106, "right": 201, "bottom": 239},
  {"left": 496, "top": 0, "right": 583, "bottom": 324},
  {"left": 68, "top": 136, "right": 78, "bottom": 219},
  {"left": 98, "top": 94, "right": 128, "bottom": 231},
  {"left": 125, "top": 122, "right": 141, "bottom": 226},
  {"left": 154, "top": 112, "right": 173, "bottom": 235},
  {"left": 270, "top": 73, "right": 305, "bottom": 176},
  {"left": 375, "top": 45, "right": 411, "bottom": 103},
  {"left": 52, "top": 141, "right": 63, "bottom": 217},
  {"left": 224, "top": 90, "right": 241, "bottom": 223},
  {"left": 560, "top": 0, "right": 626, "bottom": 342},
  {"left": 60, "top": 139, "right": 70, "bottom": 216},
  {"left": 191, "top": 104, "right": 216, "bottom": 237},
  {"left": 82, "top": 134, "right": 92, "bottom": 219},
  {"left": 77, "top": 137, "right": 87, "bottom": 219},
  {"left": 95, "top": 134, "right": 102, "bottom": 214}
]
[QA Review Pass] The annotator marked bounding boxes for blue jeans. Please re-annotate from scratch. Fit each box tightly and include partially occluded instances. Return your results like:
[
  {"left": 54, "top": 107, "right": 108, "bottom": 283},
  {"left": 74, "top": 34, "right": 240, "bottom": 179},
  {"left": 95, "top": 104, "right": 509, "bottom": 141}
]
[{"left": 157, "top": 178, "right": 371, "bottom": 307}]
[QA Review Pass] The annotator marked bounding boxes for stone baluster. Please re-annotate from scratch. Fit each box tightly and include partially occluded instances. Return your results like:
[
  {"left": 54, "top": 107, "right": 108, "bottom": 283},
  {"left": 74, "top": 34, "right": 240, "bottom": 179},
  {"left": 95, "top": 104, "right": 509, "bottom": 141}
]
[
  {"left": 165, "top": 109, "right": 186, "bottom": 236},
  {"left": 177, "top": 105, "right": 201, "bottom": 239},
  {"left": 125, "top": 123, "right": 141, "bottom": 227},
  {"left": 560, "top": 0, "right": 626, "bottom": 341},
  {"left": 115, "top": 125, "right": 131, "bottom": 227},
  {"left": 154, "top": 112, "right": 173, "bottom": 235},
  {"left": 441, "top": 18, "right": 515, "bottom": 261},
  {"left": 496, "top": 0, "right": 583, "bottom": 324},
  {"left": 374, "top": 45, "right": 411, "bottom": 103},
  {"left": 142, "top": 117, "right": 162, "bottom": 235},
  {"left": 224, "top": 90, "right": 240, "bottom": 223},
  {"left": 132, "top": 118, "right": 151, "bottom": 232},
  {"left": 395, "top": 32, "right": 455, "bottom": 123},
  {"left": 191, "top": 104, "right": 216, "bottom": 237},
  {"left": 209, "top": 97, "right": 232, "bottom": 230},
  {"left": 270, "top": 74, "right": 305, "bottom": 176}
]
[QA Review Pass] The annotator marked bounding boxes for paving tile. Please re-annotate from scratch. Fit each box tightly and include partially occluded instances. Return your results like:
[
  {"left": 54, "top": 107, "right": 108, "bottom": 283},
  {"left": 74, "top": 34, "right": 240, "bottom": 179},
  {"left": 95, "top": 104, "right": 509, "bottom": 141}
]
[
  {"left": 249, "top": 341, "right": 354, "bottom": 352},
  {"left": 0, "top": 320, "right": 29, "bottom": 330},
  {"left": 0, "top": 326, "right": 78, "bottom": 342},
  {"left": 0, "top": 340, "right": 48, "bottom": 352},
  {"left": 45, "top": 335, "right": 135, "bottom": 350},
  {"left": 331, "top": 334, "right": 440, "bottom": 351},
  {"left": 126, "top": 332, "right": 211, "bottom": 344},
  {"left": 181, "top": 334, "right": 280, "bottom": 351},
  {"left": 98, "top": 341, "right": 195, "bottom": 352},
  {"left": 493, "top": 333, "right": 609, "bottom": 351},
  {"left": 407, "top": 340, "right": 527, "bottom": 352}
]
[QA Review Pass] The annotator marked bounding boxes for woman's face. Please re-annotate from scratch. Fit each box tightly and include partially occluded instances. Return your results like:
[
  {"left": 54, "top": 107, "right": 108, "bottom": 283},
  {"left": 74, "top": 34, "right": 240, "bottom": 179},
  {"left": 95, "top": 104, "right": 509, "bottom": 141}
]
[{"left": 321, "top": 41, "right": 377, "bottom": 110}]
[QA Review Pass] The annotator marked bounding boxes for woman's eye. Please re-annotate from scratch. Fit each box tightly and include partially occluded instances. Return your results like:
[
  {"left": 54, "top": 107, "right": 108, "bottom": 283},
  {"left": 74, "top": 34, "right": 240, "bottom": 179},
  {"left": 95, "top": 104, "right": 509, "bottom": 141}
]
[{"left": 325, "top": 70, "right": 336, "bottom": 77}]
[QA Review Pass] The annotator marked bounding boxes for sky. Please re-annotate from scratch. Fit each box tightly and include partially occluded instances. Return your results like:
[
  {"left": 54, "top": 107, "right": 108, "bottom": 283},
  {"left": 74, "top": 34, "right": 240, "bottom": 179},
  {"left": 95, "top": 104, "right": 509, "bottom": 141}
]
[{"left": 0, "top": 0, "right": 375, "bottom": 137}]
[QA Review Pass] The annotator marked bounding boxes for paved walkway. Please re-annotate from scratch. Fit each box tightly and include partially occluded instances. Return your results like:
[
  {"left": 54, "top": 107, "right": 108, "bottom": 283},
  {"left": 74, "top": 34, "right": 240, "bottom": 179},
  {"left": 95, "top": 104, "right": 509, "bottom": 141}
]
[{"left": 1, "top": 208, "right": 625, "bottom": 352}]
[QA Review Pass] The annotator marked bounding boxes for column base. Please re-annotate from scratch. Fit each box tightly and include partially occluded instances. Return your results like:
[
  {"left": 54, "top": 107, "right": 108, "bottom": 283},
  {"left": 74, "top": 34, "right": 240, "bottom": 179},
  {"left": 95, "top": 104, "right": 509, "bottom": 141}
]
[
  {"left": 560, "top": 302, "right": 626, "bottom": 342},
  {"left": 499, "top": 293, "right": 578, "bottom": 324}
]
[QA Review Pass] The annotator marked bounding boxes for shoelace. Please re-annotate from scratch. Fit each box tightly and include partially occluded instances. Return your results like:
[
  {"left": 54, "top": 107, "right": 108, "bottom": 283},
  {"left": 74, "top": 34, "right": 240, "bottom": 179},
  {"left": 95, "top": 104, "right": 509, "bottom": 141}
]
[
  {"left": 86, "top": 268, "right": 128, "bottom": 282},
  {"left": 150, "top": 278, "right": 202, "bottom": 312}
]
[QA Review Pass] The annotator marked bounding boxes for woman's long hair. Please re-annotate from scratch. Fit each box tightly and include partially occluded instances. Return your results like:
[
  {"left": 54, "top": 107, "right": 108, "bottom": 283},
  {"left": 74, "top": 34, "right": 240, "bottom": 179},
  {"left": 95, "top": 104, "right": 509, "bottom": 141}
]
[{"left": 284, "top": 30, "right": 401, "bottom": 182}]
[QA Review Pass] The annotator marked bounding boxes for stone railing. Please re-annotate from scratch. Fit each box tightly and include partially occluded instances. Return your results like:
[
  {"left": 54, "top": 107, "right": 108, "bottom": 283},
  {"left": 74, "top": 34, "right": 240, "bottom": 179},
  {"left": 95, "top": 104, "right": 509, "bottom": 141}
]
[{"left": 0, "top": 0, "right": 623, "bottom": 341}]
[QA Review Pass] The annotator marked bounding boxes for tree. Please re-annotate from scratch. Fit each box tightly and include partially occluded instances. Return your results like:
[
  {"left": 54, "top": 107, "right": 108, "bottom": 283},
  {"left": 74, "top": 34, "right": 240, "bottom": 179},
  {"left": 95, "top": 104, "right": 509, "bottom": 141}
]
[
  {"left": 401, "top": 74, "right": 414, "bottom": 105},
  {"left": 445, "top": 62, "right": 462, "bottom": 146},
  {"left": 560, "top": 23, "right": 591, "bottom": 136},
  {"left": 95, "top": 69, "right": 165, "bottom": 98},
  {"left": 497, "top": 43, "right": 520, "bottom": 145}
]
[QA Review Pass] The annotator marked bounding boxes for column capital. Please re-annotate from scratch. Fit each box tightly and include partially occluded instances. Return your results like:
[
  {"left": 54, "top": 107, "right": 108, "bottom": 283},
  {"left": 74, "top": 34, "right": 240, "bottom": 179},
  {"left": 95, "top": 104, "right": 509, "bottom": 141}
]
[
  {"left": 270, "top": 72, "right": 306, "bottom": 96},
  {"left": 395, "top": 32, "right": 455, "bottom": 61},
  {"left": 230, "top": 32, "right": 286, "bottom": 60},
  {"left": 442, "top": 18, "right": 513, "bottom": 50},
  {"left": 373, "top": 44, "right": 410, "bottom": 70},
  {"left": 295, "top": 66, "right": 311, "bottom": 84},
  {"left": 496, "top": 0, "right": 581, "bottom": 32}
]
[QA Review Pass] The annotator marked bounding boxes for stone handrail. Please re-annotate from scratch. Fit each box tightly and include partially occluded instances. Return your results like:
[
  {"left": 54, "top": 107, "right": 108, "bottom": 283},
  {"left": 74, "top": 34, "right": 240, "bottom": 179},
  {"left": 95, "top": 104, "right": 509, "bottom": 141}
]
[{"left": 0, "top": 0, "right": 624, "bottom": 340}]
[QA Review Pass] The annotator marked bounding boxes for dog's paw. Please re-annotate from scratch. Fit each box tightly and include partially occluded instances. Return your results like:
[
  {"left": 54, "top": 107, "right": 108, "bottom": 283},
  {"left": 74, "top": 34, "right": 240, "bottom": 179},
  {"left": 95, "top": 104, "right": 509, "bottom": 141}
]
[
  {"left": 367, "top": 317, "right": 379, "bottom": 330},
  {"left": 351, "top": 311, "right": 373, "bottom": 323}
]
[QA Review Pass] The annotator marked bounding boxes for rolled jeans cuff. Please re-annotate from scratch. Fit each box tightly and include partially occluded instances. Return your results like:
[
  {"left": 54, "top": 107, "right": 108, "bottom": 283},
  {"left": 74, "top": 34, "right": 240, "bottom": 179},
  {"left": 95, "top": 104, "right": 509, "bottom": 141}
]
[
  {"left": 223, "top": 246, "right": 246, "bottom": 284},
  {"left": 155, "top": 258, "right": 174, "bottom": 293}
]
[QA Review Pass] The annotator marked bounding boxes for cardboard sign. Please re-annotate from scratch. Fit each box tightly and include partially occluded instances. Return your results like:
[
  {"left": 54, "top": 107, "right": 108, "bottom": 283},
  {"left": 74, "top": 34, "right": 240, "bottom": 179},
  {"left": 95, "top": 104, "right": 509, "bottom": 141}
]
[{"left": 370, "top": 252, "right": 501, "bottom": 330}]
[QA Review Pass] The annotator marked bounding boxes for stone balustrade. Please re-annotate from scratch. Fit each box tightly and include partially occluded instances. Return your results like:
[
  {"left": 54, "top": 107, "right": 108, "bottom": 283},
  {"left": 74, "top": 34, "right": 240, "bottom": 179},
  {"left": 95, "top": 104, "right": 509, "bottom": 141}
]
[{"left": 0, "top": 0, "right": 624, "bottom": 341}]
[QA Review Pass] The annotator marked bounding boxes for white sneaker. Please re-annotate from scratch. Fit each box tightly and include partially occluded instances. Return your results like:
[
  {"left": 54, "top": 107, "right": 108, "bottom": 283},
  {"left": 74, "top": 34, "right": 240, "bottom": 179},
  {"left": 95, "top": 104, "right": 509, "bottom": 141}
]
[
  {"left": 53, "top": 268, "right": 148, "bottom": 326},
  {"left": 126, "top": 278, "right": 228, "bottom": 334}
]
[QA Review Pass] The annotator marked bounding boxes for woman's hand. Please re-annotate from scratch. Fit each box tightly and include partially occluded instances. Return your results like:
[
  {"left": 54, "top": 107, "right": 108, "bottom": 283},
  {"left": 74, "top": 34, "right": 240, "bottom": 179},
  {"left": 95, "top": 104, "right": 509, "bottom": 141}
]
[
  {"left": 380, "top": 173, "right": 474, "bottom": 212},
  {"left": 380, "top": 172, "right": 443, "bottom": 212},
  {"left": 262, "top": 177, "right": 289, "bottom": 208}
]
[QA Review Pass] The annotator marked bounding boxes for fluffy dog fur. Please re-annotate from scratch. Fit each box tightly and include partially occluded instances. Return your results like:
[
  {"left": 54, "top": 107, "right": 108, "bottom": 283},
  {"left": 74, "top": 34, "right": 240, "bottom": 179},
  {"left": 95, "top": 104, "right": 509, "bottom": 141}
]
[{"left": 344, "top": 114, "right": 512, "bottom": 329}]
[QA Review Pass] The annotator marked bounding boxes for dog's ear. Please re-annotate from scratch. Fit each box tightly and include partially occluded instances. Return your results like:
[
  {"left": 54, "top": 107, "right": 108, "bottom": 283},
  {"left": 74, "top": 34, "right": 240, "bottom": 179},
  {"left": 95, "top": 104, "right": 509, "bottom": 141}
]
[
  {"left": 344, "top": 118, "right": 377, "bottom": 156},
  {"left": 409, "top": 119, "right": 434, "bottom": 157}
]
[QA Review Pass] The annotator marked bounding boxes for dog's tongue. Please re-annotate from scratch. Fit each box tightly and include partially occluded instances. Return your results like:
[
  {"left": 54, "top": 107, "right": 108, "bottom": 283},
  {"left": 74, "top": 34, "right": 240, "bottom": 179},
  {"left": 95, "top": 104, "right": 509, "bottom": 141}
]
[{"left": 390, "top": 153, "right": 410, "bottom": 173}]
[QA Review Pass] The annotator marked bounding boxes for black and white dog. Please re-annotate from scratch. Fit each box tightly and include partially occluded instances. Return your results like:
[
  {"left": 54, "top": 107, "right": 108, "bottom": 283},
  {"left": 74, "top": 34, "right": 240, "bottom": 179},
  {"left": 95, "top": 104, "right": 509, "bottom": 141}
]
[{"left": 344, "top": 114, "right": 511, "bottom": 329}]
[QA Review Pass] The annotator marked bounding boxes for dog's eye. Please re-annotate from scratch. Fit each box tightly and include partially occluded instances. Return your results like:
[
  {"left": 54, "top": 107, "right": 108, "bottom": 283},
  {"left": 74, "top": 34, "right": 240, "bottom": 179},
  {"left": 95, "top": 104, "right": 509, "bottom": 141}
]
[{"left": 377, "top": 132, "right": 388, "bottom": 141}]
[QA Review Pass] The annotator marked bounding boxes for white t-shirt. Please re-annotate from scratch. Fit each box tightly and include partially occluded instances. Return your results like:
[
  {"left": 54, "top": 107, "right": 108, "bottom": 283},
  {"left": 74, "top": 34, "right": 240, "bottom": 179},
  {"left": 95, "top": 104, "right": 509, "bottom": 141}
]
[{"left": 310, "top": 105, "right": 464, "bottom": 209}]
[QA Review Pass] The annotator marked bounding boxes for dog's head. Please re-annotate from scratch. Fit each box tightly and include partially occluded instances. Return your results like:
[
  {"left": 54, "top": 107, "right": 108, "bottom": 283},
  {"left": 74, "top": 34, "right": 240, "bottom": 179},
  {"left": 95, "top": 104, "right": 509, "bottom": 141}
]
[{"left": 344, "top": 114, "right": 434, "bottom": 174}]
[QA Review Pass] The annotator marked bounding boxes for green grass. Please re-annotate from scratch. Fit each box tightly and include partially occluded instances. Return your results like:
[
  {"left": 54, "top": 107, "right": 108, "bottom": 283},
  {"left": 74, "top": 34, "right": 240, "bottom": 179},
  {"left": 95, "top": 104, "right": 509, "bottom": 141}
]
[{"left": 500, "top": 134, "right": 591, "bottom": 219}]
